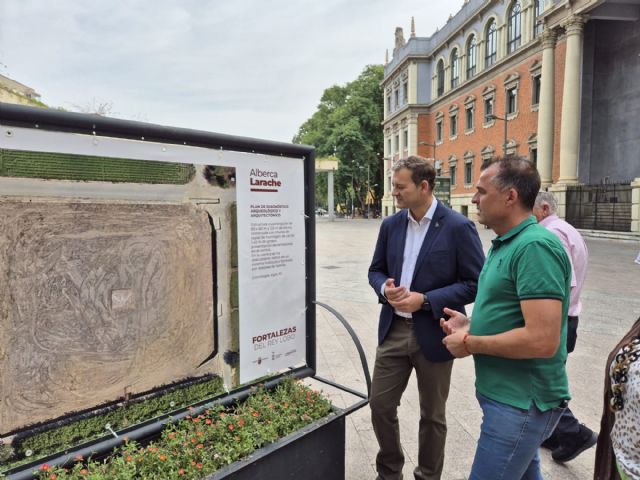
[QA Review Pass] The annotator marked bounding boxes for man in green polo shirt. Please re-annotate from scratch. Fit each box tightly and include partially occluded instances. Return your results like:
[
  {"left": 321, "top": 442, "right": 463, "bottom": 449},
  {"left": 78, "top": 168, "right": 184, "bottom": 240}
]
[{"left": 441, "top": 156, "right": 571, "bottom": 480}]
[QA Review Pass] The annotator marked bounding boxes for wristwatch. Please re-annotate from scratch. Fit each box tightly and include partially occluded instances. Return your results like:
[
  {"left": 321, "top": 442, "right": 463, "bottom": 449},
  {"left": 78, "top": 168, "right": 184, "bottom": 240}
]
[{"left": 422, "top": 293, "right": 432, "bottom": 311}]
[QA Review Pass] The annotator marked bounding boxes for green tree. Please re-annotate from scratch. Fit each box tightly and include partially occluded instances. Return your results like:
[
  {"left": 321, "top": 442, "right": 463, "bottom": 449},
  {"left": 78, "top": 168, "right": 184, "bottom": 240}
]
[{"left": 293, "top": 65, "right": 384, "bottom": 216}]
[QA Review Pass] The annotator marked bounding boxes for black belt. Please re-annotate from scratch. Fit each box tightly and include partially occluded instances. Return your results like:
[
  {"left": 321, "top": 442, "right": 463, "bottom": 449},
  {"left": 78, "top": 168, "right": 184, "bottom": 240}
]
[{"left": 393, "top": 313, "right": 414, "bottom": 326}]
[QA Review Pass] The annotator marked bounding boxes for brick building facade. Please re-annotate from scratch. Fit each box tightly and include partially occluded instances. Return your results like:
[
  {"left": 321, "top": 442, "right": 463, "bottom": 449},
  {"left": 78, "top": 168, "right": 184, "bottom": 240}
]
[{"left": 382, "top": 0, "right": 640, "bottom": 236}]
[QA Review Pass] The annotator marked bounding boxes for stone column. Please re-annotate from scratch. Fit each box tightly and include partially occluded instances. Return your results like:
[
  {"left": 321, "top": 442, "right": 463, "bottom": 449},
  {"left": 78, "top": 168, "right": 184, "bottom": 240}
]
[
  {"left": 327, "top": 169, "right": 335, "bottom": 221},
  {"left": 408, "top": 114, "right": 418, "bottom": 156},
  {"left": 408, "top": 61, "right": 418, "bottom": 104},
  {"left": 558, "top": 15, "right": 586, "bottom": 184},
  {"left": 632, "top": 177, "right": 640, "bottom": 233},
  {"left": 444, "top": 65, "right": 451, "bottom": 94},
  {"left": 549, "top": 183, "right": 569, "bottom": 219},
  {"left": 496, "top": 24, "right": 505, "bottom": 60},
  {"left": 477, "top": 39, "right": 485, "bottom": 73},
  {"left": 382, "top": 157, "right": 394, "bottom": 217},
  {"left": 522, "top": 3, "right": 532, "bottom": 44},
  {"left": 537, "top": 29, "right": 557, "bottom": 185}
]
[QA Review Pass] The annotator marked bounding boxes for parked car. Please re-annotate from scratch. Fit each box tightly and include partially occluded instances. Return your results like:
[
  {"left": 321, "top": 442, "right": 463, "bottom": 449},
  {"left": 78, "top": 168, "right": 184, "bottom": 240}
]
[{"left": 315, "top": 208, "right": 328, "bottom": 216}]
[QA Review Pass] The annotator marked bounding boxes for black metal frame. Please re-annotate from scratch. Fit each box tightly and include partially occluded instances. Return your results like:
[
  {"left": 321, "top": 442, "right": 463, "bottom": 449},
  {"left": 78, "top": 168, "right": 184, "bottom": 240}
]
[
  {"left": 0, "top": 103, "right": 370, "bottom": 479},
  {"left": 0, "top": 103, "right": 317, "bottom": 374}
]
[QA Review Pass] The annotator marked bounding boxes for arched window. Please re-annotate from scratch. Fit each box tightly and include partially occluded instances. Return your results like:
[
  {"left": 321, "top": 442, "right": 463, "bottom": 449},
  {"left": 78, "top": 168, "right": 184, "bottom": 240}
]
[
  {"left": 450, "top": 49, "right": 460, "bottom": 88},
  {"left": 507, "top": 1, "right": 522, "bottom": 53},
  {"left": 534, "top": 0, "right": 544, "bottom": 37},
  {"left": 466, "top": 36, "right": 477, "bottom": 79},
  {"left": 437, "top": 59, "right": 445, "bottom": 96},
  {"left": 485, "top": 20, "right": 497, "bottom": 67}
]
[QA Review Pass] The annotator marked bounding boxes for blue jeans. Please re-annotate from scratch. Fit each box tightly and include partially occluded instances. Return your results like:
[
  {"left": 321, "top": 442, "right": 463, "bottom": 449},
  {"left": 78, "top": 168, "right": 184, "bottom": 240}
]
[{"left": 470, "top": 392, "right": 566, "bottom": 480}]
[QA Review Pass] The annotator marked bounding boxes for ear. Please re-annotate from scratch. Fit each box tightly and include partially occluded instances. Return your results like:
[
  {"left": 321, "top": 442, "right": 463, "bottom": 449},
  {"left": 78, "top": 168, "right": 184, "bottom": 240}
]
[
  {"left": 504, "top": 187, "right": 519, "bottom": 206},
  {"left": 420, "top": 179, "right": 432, "bottom": 194}
]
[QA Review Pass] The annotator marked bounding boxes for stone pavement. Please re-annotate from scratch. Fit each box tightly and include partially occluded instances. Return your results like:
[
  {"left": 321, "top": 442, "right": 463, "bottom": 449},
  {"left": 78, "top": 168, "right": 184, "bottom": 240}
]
[{"left": 312, "top": 217, "right": 640, "bottom": 480}]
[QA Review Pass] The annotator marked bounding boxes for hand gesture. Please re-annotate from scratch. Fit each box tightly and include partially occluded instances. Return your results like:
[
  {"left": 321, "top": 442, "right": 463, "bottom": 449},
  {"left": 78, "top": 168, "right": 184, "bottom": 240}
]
[
  {"left": 389, "top": 291, "right": 424, "bottom": 314},
  {"left": 384, "top": 279, "right": 424, "bottom": 313},
  {"left": 442, "top": 330, "right": 471, "bottom": 358},
  {"left": 439, "top": 307, "right": 470, "bottom": 335},
  {"left": 384, "top": 278, "right": 410, "bottom": 302}
]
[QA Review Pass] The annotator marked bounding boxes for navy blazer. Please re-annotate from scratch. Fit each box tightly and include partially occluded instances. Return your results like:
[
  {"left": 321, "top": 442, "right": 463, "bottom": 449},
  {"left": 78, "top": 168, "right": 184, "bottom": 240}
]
[{"left": 368, "top": 202, "right": 485, "bottom": 362}]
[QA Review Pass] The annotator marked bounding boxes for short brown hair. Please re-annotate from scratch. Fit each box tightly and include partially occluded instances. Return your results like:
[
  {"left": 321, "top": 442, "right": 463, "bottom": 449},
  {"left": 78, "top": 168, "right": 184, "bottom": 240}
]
[
  {"left": 392, "top": 156, "right": 436, "bottom": 190},
  {"left": 481, "top": 155, "right": 540, "bottom": 210}
]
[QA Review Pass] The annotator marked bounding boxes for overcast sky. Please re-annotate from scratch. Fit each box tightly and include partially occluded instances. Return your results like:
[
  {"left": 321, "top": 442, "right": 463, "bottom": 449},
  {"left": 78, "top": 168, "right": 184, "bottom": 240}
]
[{"left": 0, "top": 1, "right": 464, "bottom": 143}]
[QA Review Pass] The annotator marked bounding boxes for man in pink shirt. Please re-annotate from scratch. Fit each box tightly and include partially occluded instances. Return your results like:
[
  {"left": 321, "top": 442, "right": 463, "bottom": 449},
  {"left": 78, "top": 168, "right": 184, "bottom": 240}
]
[{"left": 533, "top": 191, "right": 597, "bottom": 463}]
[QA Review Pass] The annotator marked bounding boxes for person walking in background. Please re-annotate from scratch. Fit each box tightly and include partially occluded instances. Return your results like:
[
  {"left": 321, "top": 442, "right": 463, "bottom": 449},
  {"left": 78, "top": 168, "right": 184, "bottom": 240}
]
[
  {"left": 533, "top": 191, "right": 598, "bottom": 463},
  {"left": 594, "top": 316, "right": 640, "bottom": 480},
  {"left": 441, "top": 156, "right": 571, "bottom": 480},
  {"left": 368, "top": 156, "right": 484, "bottom": 480}
]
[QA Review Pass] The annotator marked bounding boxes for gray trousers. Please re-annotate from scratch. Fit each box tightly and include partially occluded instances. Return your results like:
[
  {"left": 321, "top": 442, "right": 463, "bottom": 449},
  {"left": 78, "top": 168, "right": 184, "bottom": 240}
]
[{"left": 370, "top": 316, "right": 453, "bottom": 480}]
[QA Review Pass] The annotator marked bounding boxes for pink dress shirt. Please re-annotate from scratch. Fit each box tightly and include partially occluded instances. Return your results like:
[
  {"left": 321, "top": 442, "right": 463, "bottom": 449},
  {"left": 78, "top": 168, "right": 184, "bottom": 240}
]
[{"left": 539, "top": 214, "right": 588, "bottom": 317}]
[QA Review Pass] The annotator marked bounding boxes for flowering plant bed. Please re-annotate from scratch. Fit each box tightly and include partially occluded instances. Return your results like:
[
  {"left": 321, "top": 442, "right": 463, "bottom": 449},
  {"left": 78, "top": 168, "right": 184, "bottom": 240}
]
[
  {"left": 0, "top": 377, "right": 225, "bottom": 473},
  {"left": 29, "top": 380, "right": 333, "bottom": 480}
]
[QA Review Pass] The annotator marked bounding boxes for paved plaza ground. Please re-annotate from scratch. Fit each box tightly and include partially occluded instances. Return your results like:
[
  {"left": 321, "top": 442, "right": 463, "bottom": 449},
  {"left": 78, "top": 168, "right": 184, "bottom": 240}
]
[{"left": 312, "top": 217, "right": 640, "bottom": 480}]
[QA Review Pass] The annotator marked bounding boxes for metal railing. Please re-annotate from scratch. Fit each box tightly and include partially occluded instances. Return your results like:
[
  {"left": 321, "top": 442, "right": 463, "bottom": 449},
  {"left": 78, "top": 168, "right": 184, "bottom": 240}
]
[{"left": 565, "top": 183, "right": 632, "bottom": 232}]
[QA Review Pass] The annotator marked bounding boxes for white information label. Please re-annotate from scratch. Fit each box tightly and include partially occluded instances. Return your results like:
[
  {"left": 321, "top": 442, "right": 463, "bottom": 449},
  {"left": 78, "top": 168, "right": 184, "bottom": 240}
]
[{"left": 235, "top": 159, "right": 306, "bottom": 383}]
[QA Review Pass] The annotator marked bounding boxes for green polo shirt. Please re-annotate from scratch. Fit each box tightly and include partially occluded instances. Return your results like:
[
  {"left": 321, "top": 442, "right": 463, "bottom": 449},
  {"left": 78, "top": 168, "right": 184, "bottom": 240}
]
[{"left": 470, "top": 216, "right": 571, "bottom": 411}]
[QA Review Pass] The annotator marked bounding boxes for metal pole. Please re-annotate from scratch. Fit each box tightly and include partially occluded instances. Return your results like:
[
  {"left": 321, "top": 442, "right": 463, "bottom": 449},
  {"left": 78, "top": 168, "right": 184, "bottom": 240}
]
[
  {"left": 367, "top": 164, "right": 371, "bottom": 219},
  {"left": 503, "top": 118, "right": 508, "bottom": 155},
  {"left": 419, "top": 141, "right": 437, "bottom": 162},
  {"left": 503, "top": 92, "right": 508, "bottom": 155},
  {"left": 351, "top": 174, "right": 354, "bottom": 219},
  {"left": 327, "top": 169, "right": 335, "bottom": 221}
]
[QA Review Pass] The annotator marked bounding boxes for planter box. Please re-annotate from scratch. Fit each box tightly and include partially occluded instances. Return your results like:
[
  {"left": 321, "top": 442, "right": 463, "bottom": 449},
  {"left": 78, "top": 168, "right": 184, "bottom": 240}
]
[
  {"left": 209, "top": 411, "right": 345, "bottom": 480},
  {"left": 2, "top": 377, "right": 360, "bottom": 480}
]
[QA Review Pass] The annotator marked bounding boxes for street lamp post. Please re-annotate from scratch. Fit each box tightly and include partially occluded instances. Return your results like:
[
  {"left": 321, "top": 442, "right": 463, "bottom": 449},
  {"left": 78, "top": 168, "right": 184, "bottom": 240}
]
[
  {"left": 358, "top": 164, "right": 372, "bottom": 218},
  {"left": 366, "top": 164, "right": 371, "bottom": 219},
  {"left": 419, "top": 141, "right": 437, "bottom": 161},
  {"left": 348, "top": 173, "right": 355, "bottom": 219},
  {"left": 486, "top": 113, "right": 509, "bottom": 155},
  {"left": 346, "top": 170, "right": 364, "bottom": 218}
]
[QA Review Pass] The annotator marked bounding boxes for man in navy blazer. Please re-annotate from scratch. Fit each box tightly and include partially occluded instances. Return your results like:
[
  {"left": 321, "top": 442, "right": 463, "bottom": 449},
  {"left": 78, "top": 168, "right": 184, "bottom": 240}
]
[{"left": 368, "top": 156, "right": 484, "bottom": 480}]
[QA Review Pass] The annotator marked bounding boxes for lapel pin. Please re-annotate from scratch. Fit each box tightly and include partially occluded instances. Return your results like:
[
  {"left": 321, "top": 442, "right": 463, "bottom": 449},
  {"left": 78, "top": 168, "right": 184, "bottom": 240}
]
[{"left": 435, "top": 222, "right": 440, "bottom": 228}]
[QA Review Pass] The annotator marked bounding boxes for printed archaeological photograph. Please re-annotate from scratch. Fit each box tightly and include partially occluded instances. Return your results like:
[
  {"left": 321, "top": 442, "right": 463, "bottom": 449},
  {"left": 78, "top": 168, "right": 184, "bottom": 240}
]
[{"left": 0, "top": 149, "right": 239, "bottom": 436}]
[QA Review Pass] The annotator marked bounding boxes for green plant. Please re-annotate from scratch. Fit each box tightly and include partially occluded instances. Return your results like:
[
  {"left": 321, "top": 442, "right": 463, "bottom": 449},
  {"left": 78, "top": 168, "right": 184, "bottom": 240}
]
[
  {"left": 34, "top": 380, "right": 331, "bottom": 480},
  {"left": 3, "top": 377, "right": 224, "bottom": 471},
  {"left": 0, "top": 149, "right": 195, "bottom": 184}
]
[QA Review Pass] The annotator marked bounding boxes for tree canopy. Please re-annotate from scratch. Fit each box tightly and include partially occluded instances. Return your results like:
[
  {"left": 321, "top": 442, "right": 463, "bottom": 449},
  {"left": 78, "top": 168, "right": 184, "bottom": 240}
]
[{"left": 293, "top": 64, "right": 384, "bottom": 215}]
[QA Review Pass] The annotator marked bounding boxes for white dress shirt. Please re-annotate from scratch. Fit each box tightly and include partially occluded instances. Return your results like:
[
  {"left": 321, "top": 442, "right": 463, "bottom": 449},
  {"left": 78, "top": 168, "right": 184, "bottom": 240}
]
[{"left": 381, "top": 198, "right": 438, "bottom": 318}]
